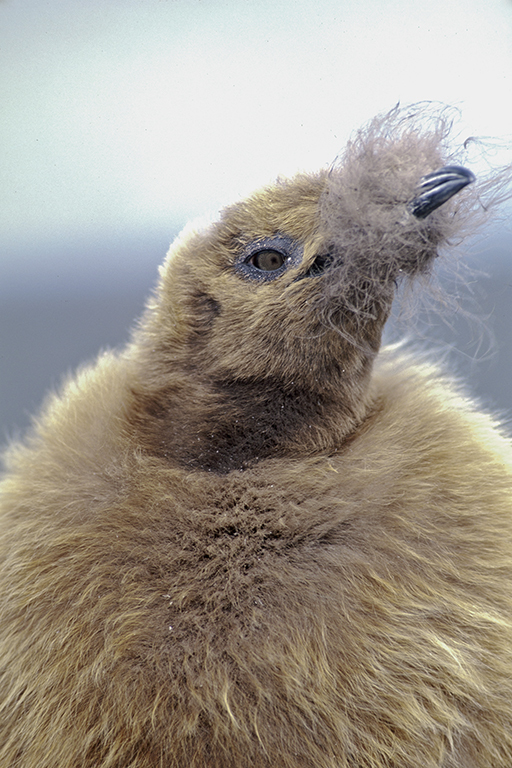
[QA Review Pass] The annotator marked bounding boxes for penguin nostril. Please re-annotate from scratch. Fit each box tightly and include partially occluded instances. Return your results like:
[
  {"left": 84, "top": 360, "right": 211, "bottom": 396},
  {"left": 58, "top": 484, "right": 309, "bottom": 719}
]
[{"left": 303, "top": 253, "right": 335, "bottom": 277}]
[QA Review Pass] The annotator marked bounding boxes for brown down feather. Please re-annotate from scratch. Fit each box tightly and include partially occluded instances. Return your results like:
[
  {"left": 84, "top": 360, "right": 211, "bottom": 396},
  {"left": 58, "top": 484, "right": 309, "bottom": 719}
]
[{"left": 1, "top": 104, "right": 512, "bottom": 767}]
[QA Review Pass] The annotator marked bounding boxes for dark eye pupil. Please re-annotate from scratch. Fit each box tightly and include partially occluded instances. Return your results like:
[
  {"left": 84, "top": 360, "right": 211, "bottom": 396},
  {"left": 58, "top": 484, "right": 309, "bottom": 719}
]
[{"left": 250, "top": 249, "right": 286, "bottom": 271}]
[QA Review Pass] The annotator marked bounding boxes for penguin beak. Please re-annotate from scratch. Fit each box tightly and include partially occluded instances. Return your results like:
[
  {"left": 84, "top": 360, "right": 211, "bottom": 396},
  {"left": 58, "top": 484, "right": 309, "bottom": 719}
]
[{"left": 408, "top": 165, "right": 475, "bottom": 219}]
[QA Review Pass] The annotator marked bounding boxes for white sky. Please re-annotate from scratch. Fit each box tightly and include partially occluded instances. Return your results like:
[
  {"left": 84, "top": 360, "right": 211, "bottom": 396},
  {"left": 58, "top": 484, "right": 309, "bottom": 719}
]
[{"left": 1, "top": 0, "right": 512, "bottom": 252}]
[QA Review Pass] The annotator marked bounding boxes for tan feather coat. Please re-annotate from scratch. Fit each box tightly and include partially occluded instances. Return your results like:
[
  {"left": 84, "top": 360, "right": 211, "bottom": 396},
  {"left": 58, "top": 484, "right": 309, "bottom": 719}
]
[{"left": 1, "top": 106, "right": 511, "bottom": 767}]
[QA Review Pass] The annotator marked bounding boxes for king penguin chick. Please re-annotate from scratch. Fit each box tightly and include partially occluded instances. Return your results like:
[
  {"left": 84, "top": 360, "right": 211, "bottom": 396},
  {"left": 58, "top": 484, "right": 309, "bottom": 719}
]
[{"left": 1, "top": 106, "right": 512, "bottom": 768}]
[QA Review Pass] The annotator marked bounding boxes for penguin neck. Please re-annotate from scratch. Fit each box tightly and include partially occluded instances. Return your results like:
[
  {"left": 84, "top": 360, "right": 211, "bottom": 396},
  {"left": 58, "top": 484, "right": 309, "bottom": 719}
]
[{"left": 129, "top": 362, "right": 376, "bottom": 474}]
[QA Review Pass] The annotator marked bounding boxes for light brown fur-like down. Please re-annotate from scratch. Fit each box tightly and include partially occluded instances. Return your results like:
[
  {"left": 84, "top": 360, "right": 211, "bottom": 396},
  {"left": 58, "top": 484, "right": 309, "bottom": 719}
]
[{"left": 1, "top": 105, "right": 512, "bottom": 767}]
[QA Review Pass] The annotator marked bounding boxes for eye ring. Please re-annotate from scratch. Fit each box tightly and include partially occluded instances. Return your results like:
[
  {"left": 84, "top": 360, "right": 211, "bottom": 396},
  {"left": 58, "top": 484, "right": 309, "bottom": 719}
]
[{"left": 235, "top": 235, "right": 303, "bottom": 282}]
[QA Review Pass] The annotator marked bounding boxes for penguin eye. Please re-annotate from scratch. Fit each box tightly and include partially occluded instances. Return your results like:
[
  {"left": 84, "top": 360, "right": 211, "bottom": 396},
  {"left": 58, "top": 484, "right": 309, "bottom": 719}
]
[
  {"left": 248, "top": 249, "right": 287, "bottom": 272},
  {"left": 235, "top": 234, "right": 302, "bottom": 281}
]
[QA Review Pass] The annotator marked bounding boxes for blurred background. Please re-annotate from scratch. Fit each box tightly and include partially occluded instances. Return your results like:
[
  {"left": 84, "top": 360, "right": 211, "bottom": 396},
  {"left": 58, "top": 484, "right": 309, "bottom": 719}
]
[{"left": 1, "top": 0, "right": 511, "bottom": 442}]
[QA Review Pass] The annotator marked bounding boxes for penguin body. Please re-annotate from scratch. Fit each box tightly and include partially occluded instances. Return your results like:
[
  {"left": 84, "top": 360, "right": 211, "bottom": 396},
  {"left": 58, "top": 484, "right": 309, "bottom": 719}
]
[{"left": 1, "top": 107, "right": 512, "bottom": 767}]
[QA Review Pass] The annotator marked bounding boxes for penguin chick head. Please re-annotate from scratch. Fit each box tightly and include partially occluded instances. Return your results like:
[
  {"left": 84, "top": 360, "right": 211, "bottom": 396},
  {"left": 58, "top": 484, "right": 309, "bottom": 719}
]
[{"left": 130, "top": 106, "right": 481, "bottom": 472}]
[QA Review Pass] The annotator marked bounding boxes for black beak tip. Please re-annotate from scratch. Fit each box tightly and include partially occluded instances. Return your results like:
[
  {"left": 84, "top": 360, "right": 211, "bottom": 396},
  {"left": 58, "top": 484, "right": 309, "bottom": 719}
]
[{"left": 408, "top": 165, "right": 476, "bottom": 219}]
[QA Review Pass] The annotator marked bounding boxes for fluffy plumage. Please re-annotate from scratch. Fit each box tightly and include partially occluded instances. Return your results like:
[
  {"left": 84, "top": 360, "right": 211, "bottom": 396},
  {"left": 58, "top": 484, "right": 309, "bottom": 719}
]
[{"left": 1, "top": 105, "right": 512, "bottom": 768}]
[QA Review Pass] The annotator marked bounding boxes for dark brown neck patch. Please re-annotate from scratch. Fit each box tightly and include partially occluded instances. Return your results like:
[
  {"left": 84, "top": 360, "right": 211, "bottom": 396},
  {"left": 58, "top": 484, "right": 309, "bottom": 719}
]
[{"left": 128, "top": 372, "right": 369, "bottom": 474}]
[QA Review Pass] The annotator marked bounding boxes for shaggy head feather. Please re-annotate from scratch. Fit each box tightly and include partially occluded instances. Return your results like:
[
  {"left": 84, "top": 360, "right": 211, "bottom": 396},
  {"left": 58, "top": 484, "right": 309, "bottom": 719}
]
[{"left": 128, "top": 104, "right": 499, "bottom": 473}]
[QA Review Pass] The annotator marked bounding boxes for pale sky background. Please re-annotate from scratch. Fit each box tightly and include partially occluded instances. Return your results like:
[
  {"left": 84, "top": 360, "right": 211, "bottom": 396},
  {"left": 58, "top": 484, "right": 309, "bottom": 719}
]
[
  {"left": 2, "top": 0, "right": 512, "bottom": 286},
  {"left": 1, "top": 0, "right": 512, "bottom": 433}
]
